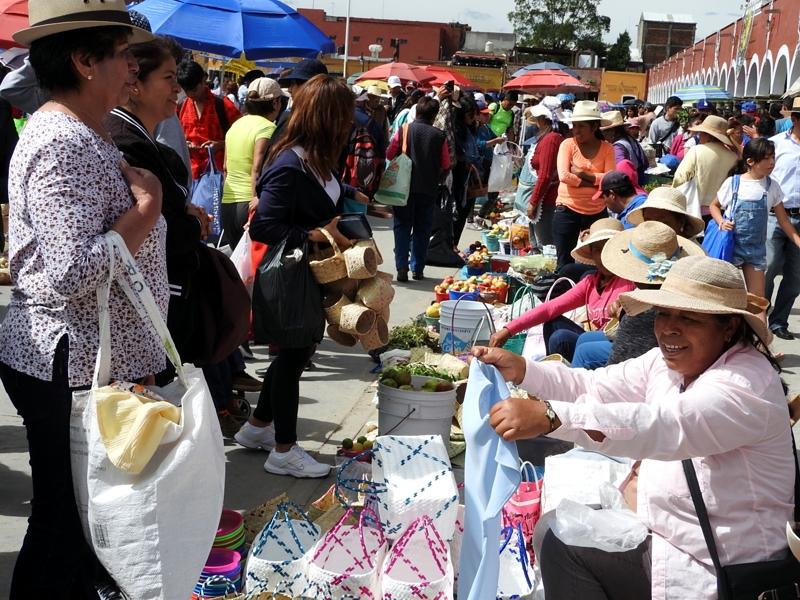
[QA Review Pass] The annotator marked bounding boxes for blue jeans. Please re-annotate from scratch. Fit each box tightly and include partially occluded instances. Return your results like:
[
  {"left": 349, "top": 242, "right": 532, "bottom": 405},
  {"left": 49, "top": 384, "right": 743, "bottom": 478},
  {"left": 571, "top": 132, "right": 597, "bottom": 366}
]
[
  {"left": 543, "top": 316, "right": 585, "bottom": 361},
  {"left": 393, "top": 192, "right": 435, "bottom": 273},
  {"left": 765, "top": 213, "right": 800, "bottom": 331},
  {"left": 571, "top": 331, "right": 612, "bottom": 369}
]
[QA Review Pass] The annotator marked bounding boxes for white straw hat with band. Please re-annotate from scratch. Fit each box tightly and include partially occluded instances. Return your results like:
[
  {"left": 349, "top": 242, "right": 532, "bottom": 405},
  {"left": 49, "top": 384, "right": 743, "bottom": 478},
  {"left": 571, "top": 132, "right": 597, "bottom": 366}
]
[
  {"left": 599, "top": 110, "right": 625, "bottom": 130},
  {"left": 601, "top": 221, "right": 705, "bottom": 285},
  {"left": 688, "top": 115, "right": 734, "bottom": 147},
  {"left": 618, "top": 255, "right": 771, "bottom": 344},
  {"left": 570, "top": 218, "right": 624, "bottom": 265},
  {"left": 626, "top": 186, "right": 706, "bottom": 239},
  {"left": 15, "top": 0, "right": 154, "bottom": 46}
]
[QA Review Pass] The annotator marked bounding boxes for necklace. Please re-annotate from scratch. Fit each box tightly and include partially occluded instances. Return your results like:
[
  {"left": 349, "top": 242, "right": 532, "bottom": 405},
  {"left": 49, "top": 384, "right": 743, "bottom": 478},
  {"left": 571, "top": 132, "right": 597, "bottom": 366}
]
[{"left": 48, "top": 99, "right": 111, "bottom": 142}]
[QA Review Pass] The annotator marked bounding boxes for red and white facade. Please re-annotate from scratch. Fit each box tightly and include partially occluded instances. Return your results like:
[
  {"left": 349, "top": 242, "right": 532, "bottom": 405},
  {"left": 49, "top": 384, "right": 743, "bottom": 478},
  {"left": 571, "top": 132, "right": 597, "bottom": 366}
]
[{"left": 647, "top": 0, "right": 800, "bottom": 102}]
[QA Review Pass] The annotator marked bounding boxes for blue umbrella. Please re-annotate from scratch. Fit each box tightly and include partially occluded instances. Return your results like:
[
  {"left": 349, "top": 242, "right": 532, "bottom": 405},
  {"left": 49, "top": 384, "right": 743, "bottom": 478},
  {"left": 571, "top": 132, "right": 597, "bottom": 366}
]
[
  {"left": 132, "top": 0, "right": 335, "bottom": 60},
  {"left": 672, "top": 85, "right": 732, "bottom": 102},
  {"left": 512, "top": 62, "right": 579, "bottom": 79}
]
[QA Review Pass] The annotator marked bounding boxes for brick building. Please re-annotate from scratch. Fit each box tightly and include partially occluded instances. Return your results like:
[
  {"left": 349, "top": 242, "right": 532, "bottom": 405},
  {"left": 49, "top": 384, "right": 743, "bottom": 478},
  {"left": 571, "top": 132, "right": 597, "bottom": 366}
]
[
  {"left": 638, "top": 13, "right": 697, "bottom": 69},
  {"left": 297, "top": 8, "right": 468, "bottom": 64},
  {"left": 647, "top": 0, "right": 800, "bottom": 102}
]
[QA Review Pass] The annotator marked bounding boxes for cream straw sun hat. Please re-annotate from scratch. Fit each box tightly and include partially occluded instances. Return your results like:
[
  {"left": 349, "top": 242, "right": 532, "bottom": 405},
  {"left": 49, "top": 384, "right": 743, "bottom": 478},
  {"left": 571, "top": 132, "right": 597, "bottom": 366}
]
[
  {"left": 569, "top": 100, "right": 612, "bottom": 126},
  {"left": 14, "top": 0, "right": 154, "bottom": 46},
  {"left": 599, "top": 110, "right": 625, "bottom": 130},
  {"left": 601, "top": 221, "right": 705, "bottom": 285},
  {"left": 626, "top": 186, "right": 706, "bottom": 238},
  {"left": 618, "top": 255, "right": 771, "bottom": 344},
  {"left": 570, "top": 218, "right": 624, "bottom": 265},
  {"left": 688, "top": 115, "right": 734, "bottom": 147}
]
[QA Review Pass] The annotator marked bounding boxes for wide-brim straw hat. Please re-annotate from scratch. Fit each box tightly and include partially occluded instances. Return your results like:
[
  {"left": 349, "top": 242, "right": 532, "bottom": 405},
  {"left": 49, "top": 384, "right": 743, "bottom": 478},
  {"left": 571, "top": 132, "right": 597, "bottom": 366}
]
[
  {"left": 688, "top": 115, "right": 734, "bottom": 147},
  {"left": 569, "top": 100, "right": 611, "bottom": 126},
  {"left": 571, "top": 217, "right": 625, "bottom": 265},
  {"left": 14, "top": 0, "right": 154, "bottom": 46},
  {"left": 618, "top": 255, "right": 771, "bottom": 344},
  {"left": 600, "top": 110, "right": 625, "bottom": 130},
  {"left": 602, "top": 221, "right": 705, "bottom": 285},
  {"left": 626, "top": 186, "right": 706, "bottom": 238}
]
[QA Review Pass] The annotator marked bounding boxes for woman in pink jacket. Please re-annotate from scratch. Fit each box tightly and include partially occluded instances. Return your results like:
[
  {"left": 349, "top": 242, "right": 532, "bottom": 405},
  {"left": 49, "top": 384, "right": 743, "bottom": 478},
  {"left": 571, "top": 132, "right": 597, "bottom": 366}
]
[
  {"left": 475, "top": 255, "right": 794, "bottom": 600},
  {"left": 489, "top": 218, "right": 635, "bottom": 361}
]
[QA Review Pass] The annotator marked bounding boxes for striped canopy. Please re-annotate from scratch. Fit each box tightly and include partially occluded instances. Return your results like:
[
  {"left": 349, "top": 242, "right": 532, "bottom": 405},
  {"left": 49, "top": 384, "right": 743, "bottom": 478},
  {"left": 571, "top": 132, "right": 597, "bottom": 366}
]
[{"left": 672, "top": 85, "right": 732, "bottom": 102}]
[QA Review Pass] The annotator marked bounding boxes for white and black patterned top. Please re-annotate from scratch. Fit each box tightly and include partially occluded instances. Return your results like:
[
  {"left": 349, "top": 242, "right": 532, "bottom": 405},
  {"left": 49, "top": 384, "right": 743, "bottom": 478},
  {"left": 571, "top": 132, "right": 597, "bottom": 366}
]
[{"left": 0, "top": 111, "right": 168, "bottom": 387}]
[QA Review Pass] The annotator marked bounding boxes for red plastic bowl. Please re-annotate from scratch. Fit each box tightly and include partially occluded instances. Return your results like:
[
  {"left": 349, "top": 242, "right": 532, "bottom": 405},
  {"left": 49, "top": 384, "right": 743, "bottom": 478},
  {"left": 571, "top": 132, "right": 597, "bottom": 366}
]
[
  {"left": 203, "top": 548, "right": 241, "bottom": 574},
  {"left": 217, "top": 509, "right": 244, "bottom": 538}
]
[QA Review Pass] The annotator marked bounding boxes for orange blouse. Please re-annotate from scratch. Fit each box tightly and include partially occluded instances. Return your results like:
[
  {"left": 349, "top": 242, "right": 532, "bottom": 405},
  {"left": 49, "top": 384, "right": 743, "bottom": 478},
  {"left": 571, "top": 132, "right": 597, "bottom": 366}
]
[{"left": 556, "top": 138, "right": 616, "bottom": 215}]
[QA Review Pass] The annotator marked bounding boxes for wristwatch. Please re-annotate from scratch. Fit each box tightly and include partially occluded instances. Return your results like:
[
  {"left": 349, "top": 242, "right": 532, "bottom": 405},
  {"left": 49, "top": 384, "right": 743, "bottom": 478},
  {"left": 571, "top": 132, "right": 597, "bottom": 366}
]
[{"left": 542, "top": 400, "right": 558, "bottom": 434}]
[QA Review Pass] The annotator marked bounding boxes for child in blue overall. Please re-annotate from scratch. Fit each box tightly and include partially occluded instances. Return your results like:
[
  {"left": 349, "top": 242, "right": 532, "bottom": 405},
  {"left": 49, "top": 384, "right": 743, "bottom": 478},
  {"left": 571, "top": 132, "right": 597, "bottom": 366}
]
[{"left": 709, "top": 138, "right": 800, "bottom": 308}]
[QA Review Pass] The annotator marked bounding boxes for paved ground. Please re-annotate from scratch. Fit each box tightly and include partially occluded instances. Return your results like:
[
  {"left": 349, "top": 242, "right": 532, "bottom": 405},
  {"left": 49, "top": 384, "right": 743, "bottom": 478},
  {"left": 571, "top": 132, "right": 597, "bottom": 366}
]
[{"left": 2, "top": 217, "right": 800, "bottom": 596}]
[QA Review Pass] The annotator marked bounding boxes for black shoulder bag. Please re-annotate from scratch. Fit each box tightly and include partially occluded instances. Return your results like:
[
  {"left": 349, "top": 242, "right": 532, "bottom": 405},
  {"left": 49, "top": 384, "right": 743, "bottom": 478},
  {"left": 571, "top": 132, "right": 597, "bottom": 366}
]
[{"left": 683, "top": 435, "right": 800, "bottom": 600}]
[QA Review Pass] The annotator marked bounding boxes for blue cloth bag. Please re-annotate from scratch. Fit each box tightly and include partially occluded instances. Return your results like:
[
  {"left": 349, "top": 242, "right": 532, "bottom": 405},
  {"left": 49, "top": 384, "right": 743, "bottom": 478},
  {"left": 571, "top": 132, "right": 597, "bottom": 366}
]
[
  {"left": 191, "top": 147, "right": 223, "bottom": 237},
  {"left": 458, "top": 360, "right": 521, "bottom": 600},
  {"left": 702, "top": 174, "right": 740, "bottom": 262}
]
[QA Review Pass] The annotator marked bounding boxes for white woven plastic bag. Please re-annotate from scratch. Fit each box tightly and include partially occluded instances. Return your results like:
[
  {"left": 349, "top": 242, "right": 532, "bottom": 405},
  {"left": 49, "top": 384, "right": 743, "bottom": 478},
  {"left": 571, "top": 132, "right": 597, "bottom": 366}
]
[
  {"left": 371, "top": 434, "right": 459, "bottom": 541},
  {"left": 497, "top": 524, "right": 535, "bottom": 599}
]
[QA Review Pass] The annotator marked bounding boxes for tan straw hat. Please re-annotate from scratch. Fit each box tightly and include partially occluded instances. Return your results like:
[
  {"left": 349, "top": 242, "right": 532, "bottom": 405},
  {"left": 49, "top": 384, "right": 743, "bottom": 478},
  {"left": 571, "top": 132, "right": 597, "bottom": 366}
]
[
  {"left": 618, "top": 255, "right": 771, "bottom": 343},
  {"left": 571, "top": 218, "right": 624, "bottom": 265},
  {"left": 599, "top": 110, "right": 625, "bottom": 130},
  {"left": 626, "top": 186, "right": 706, "bottom": 238},
  {"left": 570, "top": 100, "right": 611, "bottom": 126},
  {"left": 602, "top": 221, "right": 705, "bottom": 284},
  {"left": 688, "top": 115, "right": 734, "bottom": 147},
  {"left": 14, "top": 0, "right": 154, "bottom": 46}
]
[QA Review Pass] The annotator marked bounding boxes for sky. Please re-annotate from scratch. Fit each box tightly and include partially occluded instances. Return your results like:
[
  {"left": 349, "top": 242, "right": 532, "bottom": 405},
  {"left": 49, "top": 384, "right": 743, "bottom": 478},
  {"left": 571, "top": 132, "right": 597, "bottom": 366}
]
[{"left": 285, "top": 0, "right": 746, "bottom": 47}]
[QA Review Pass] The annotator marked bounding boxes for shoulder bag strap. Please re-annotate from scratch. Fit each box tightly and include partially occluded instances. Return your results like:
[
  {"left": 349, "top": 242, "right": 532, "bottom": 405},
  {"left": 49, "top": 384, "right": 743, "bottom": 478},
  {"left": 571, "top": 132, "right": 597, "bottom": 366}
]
[
  {"left": 724, "top": 175, "right": 740, "bottom": 221},
  {"left": 214, "top": 95, "right": 230, "bottom": 135},
  {"left": 401, "top": 123, "right": 409, "bottom": 156}
]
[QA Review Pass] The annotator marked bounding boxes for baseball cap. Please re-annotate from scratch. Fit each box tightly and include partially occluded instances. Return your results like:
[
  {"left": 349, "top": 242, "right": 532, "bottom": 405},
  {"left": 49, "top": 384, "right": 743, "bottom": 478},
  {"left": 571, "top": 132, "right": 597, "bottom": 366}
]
[
  {"left": 278, "top": 59, "right": 328, "bottom": 86},
  {"left": 741, "top": 100, "right": 757, "bottom": 113},
  {"left": 527, "top": 104, "right": 551, "bottom": 121},
  {"left": 387, "top": 75, "right": 402, "bottom": 89},
  {"left": 696, "top": 99, "right": 714, "bottom": 111},
  {"left": 247, "top": 77, "right": 287, "bottom": 100},
  {"left": 592, "top": 171, "right": 633, "bottom": 201}
]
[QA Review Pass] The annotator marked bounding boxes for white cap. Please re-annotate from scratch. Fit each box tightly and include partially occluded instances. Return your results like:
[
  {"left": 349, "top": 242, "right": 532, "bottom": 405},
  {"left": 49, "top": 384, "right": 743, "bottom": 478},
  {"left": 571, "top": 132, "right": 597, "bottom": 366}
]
[
  {"left": 247, "top": 77, "right": 287, "bottom": 100},
  {"left": 387, "top": 75, "right": 402, "bottom": 88}
]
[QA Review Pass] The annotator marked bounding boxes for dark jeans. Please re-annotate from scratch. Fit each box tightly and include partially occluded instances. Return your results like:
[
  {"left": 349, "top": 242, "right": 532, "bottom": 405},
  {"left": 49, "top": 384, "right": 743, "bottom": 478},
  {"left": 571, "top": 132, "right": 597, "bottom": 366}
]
[
  {"left": 452, "top": 161, "right": 471, "bottom": 246},
  {"left": 766, "top": 213, "right": 800, "bottom": 332},
  {"left": 202, "top": 349, "right": 246, "bottom": 411},
  {"left": 552, "top": 205, "right": 607, "bottom": 269},
  {"left": 543, "top": 315, "right": 585, "bottom": 361},
  {"left": 0, "top": 337, "right": 114, "bottom": 598},
  {"left": 393, "top": 192, "right": 436, "bottom": 273},
  {"left": 540, "top": 529, "right": 651, "bottom": 599},
  {"left": 221, "top": 201, "right": 251, "bottom": 249},
  {"left": 253, "top": 345, "right": 316, "bottom": 445}
]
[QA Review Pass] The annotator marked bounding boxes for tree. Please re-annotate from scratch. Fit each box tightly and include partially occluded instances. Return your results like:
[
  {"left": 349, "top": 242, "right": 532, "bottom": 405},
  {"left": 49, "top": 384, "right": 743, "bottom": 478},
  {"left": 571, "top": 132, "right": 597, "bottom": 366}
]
[
  {"left": 605, "top": 31, "right": 632, "bottom": 71},
  {"left": 508, "top": 0, "right": 611, "bottom": 52}
]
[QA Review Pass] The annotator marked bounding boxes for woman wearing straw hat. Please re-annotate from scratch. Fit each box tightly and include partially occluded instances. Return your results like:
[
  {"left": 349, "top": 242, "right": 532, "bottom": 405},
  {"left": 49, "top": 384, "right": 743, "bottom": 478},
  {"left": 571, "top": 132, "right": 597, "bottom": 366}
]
[
  {"left": 626, "top": 186, "right": 706, "bottom": 239},
  {"left": 553, "top": 100, "right": 616, "bottom": 269},
  {"left": 571, "top": 220, "right": 705, "bottom": 369},
  {"left": 474, "top": 255, "right": 792, "bottom": 600},
  {"left": 489, "top": 218, "right": 634, "bottom": 361},
  {"left": 600, "top": 110, "right": 649, "bottom": 185},
  {"left": 672, "top": 115, "right": 738, "bottom": 220},
  {"left": 0, "top": 1, "right": 161, "bottom": 597}
]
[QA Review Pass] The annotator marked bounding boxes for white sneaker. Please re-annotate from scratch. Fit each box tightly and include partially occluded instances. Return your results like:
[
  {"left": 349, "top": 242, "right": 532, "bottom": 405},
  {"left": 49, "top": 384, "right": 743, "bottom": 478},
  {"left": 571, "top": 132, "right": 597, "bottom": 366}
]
[
  {"left": 234, "top": 421, "right": 276, "bottom": 451},
  {"left": 263, "top": 445, "right": 331, "bottom": 478}
]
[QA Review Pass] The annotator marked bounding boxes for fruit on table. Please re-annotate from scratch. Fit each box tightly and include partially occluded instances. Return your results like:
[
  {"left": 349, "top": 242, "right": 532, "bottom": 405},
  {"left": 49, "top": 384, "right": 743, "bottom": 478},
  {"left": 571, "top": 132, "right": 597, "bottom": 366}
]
[
  {"left": 357, "top": 436, "right": 367, "bottom": 444},
  {"left": 381, "top": 378, "right": 398, "bottom": 388},
  {"left": 342, "top": 438, "right": 354, "bottom": 449},
  {"left": 425, "top": 303, "right": 441, "bottom": 318},
  {"left": 399, "top": 384, "right": 414, "bottom": 391}
]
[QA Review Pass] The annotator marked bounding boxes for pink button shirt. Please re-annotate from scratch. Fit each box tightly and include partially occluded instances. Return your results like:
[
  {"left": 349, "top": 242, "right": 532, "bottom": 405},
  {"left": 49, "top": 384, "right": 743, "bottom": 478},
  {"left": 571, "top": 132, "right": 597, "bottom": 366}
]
[{"left": 521, "top": 344, "right": 794, "bottom": 599}]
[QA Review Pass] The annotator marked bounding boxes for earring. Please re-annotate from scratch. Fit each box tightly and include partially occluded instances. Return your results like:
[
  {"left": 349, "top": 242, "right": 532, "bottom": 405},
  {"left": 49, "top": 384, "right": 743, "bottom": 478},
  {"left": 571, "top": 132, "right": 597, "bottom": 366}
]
[{"left": 87, "top": 75, "right": 94, "bottom": 81}]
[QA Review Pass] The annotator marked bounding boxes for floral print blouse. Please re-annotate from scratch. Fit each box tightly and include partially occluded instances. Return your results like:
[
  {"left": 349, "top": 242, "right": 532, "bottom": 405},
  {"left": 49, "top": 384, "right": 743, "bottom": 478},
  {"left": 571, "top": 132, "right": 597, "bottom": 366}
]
[{"left": 0, "top": 111, "right": 168, "bottom": 387}]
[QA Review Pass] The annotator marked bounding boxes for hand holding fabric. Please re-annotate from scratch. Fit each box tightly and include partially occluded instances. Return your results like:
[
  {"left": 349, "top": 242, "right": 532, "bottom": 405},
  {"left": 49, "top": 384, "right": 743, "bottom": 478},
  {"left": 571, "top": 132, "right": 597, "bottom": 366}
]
[{"left": 489, "top": 397, "right": 553, "bottom": 441}]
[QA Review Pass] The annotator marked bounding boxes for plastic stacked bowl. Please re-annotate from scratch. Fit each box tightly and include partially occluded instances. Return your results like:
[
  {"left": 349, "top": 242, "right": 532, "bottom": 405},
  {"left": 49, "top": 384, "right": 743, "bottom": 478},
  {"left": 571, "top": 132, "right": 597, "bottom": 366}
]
[
  {"left": 214, "top": 510, "right": 245, "bottom": 552},
  {"left": 192, "top": 548, "right": 242, "bottom": 598}
]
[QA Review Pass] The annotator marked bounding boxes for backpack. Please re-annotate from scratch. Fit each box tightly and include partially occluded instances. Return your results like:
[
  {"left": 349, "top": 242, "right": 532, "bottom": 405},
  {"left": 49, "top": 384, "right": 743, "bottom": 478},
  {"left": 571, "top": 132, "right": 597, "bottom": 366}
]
[{"left": 342, "top": 122, "right": 384, "bottom": 198}]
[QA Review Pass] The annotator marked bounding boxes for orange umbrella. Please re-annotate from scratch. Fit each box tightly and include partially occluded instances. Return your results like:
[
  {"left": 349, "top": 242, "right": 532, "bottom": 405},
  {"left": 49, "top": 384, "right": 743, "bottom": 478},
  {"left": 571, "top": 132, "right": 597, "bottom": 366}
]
[
  {"left": 421, "top": 66, "right": 477, "bottom": 89},
  {"left": 504, "top": 70, "right": 588, "bottom": 93},
  {"left": 356, "top": 62, "right": 435, "bottom": 86},
  {"left": 0, "top": 0, "right": 27, "bottom": 48}
]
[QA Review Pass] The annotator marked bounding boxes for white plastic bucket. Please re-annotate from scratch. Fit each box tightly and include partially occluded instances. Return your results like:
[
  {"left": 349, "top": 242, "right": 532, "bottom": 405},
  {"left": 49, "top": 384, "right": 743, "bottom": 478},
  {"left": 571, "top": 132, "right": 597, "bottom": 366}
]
[
  {"left": 378, "top": 376, "right": 456, "bottom": 445},
  {"left": 439, "top": 299, "right": 493, "bottom": 353}
]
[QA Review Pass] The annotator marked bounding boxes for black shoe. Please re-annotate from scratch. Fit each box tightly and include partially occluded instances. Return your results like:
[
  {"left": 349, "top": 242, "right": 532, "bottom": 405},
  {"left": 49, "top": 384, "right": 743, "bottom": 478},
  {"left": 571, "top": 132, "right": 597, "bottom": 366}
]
[
  {"left": 412, "top": 271, "right": 425, "bottom": 281},
  {"left": 232, "top": 371, "right": 262, "bottom": 393},
  {"left": 396, "top": 269, "right": 409, "bottom": 282},
  {"left": 772, "top": 327, "right": 794, "bottom": 340},
  {"left": 239, "top": 342, "right": 255, "bottom": 360}
]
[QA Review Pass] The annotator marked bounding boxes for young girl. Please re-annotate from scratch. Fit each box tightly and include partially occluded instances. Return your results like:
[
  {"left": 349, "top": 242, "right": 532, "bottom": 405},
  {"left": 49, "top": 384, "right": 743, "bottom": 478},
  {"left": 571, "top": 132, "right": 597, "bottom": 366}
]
[{"left": 709, "top": 138, "right": 800, "bottom": 303}]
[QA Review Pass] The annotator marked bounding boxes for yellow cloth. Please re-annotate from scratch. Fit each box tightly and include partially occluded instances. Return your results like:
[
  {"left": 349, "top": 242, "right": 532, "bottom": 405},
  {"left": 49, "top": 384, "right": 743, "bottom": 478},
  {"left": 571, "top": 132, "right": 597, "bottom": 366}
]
[
  {"left": 222, "top": 114, "right": 276, "bottom": 204},
  {"left": 95, "top": 386, "right": 181, "bottom": 474}
]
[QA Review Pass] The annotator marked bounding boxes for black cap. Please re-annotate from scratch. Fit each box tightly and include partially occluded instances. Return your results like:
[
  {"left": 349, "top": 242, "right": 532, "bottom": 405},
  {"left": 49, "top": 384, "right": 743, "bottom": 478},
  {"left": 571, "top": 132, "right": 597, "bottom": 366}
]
[
  {"left": 592, "top": 171, "right": 633, "bottom": 201},
  {"left": 278, "top": 59, "right": 328, "bottom": 86}
]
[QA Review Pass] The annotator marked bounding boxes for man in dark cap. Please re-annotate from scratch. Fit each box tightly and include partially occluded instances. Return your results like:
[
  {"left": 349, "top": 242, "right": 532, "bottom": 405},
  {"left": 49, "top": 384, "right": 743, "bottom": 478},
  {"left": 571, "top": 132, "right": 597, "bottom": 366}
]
[
  {"left": 268, "top": 58, "right": 328, "bottom": 148},
  {"left": 594, "top": 171, "right": 647, "bottom": 229}
]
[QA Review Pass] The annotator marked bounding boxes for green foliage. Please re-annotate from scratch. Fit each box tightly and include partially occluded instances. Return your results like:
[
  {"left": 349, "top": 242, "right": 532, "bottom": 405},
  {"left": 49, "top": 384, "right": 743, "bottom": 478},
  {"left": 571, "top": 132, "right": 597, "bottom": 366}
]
[
  {"left": 508, "top": 0, "right": 611, "bottom": 52},
  {"left": 605, "top": 31, "right": 632, "bottom": 71}
]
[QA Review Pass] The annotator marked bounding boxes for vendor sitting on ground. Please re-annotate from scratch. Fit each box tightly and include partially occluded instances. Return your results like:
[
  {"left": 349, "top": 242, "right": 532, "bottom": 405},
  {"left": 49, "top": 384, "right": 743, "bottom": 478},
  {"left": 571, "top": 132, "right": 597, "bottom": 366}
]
[
  {"left": 489, "top": 218, "right": 635, "bottom": 362},
  {"left": 626, "top": 186, "right": 706, "bottom": 239},
  {"left": 475, "top": 255, "right": 789, "bottom": 600},
  {"left": 571, "top": 221, "right": 706, "bottom": 369},
  {"left": 594, "top": 170, "right": 648, "bottom": 229}
]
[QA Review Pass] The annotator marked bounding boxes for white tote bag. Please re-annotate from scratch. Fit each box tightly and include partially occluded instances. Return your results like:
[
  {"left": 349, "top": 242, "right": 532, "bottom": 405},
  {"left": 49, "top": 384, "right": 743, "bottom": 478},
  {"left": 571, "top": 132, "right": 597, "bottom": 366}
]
[
  {"left": 229, "top": 229, "right": 255, "bottom": 294},
  {"left": 497, "top": 524, "right": 535, "bottom": 599},
  {"left": 70, "top": 231, "right": 225, "bottom": 600},
  {"left": 488, "top": 142, "right": 514, "bottom": 193},
  {"left": 675, "top": 178, "right": 702, "bottom": 220}
]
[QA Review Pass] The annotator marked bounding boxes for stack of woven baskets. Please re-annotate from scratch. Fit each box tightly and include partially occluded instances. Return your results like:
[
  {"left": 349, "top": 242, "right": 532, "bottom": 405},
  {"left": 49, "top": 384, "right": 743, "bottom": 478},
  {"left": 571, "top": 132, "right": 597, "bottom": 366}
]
[{"left": 309, "top": 233, "right": 394, "bottom": 352}]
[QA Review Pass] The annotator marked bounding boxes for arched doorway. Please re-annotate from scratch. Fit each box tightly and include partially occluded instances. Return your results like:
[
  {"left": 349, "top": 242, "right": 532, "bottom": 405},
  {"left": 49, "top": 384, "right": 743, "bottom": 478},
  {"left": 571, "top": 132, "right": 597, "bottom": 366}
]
[
  {"left": 759, "top": 60, "right": 772, "bottom": 97},
  {"left": 774, "top": 55, "right": 789, "bottom": 96}
]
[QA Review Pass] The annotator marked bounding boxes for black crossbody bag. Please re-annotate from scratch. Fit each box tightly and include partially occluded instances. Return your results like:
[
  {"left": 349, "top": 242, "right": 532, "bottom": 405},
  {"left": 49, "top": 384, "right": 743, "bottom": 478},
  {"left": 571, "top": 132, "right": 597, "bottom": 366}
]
[{"left": 683, "top": 435, "right": 800, "bottom": 600}]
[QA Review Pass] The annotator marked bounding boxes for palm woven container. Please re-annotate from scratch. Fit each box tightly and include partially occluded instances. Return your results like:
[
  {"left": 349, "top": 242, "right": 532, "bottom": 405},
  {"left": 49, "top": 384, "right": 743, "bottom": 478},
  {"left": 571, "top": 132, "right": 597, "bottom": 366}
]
[
  {"left": 326, "top": 324, "right": 358, "bottom": 347},
  {"left": 324, "top": 276, "right": 359, "bottom": 298},
  {"left": 375, "top": 270, "right": 393, "bottom": 283},
  {"left": 343, "top": 244, "right": 378, "bottom": 280},
  {"left": 339, "top": 303, "right": 377, "bottom": 335},
  {"left": 359, "top": 316, "right": 389, "bottom": 352},
  {"left": 357, "top": 276, "right": 395, "bottom": 311},
  {"left": 309, "top": 228, "right": 347, "bottom": 284},
  {"left": 322, "top": 291, "right": 351, "bottom": 325},
  {"left": 355, "top": 239, "right": 384, "bottom": 265},
  {"left": 378, "top": 306, "right": 391, "bottom": 323}
]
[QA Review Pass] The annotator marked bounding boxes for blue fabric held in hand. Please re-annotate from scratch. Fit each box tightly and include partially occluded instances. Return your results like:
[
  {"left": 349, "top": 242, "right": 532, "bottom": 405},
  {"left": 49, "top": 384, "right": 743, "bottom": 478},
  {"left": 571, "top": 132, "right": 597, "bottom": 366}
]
[{"left": 458, "top": 359, "right": 522, "bottom": 600}]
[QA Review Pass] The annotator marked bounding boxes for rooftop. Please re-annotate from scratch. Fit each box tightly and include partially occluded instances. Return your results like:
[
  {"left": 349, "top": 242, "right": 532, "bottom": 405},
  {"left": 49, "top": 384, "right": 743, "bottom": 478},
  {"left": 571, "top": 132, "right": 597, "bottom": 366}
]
[{"left": 639, "top": 12, "right": 696, "bottom": 25}]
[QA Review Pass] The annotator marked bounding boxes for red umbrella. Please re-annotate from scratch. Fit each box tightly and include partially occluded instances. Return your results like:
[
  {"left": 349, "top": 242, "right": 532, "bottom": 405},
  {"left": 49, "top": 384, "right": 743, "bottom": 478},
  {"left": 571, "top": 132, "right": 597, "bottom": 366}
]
[
  {"left": 356, "top": 62, "right": 435, "bottom": 86},
  {"left": 0, "top": 0, "right": 27, "bottom": 48},
  {"left": 421, "top": 66, "right": 477, "bottom": 89},
  {"left": 504, "top": 70, "right": 588, "bottom": 93}
]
